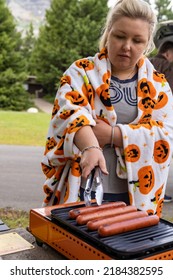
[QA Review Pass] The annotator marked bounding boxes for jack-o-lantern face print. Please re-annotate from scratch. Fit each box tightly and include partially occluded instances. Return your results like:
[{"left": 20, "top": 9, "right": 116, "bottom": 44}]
[
  {"left": 52, "top": 99, "right": 60, "bottom": 119},
  {"left": 71, "top": 156, "right": 81, "bottom": 177},
  {"left": 54, "top": 129, "right": 68, "bottom": 156},
  {"left": 138, "top": 165, "right": 155, "bottom": 194},
  {"left": 60, "top": 75, "right": 71, "bottom": 87},
  {"left": 82, "top": 83, "right": 95, "bottom": 110},
  {"left": 154, "top": 140, "right": 170, "bottom": 163},
  {"left": 68, "top": 115, "right": 90, "bottom": 134},
  {"left": 138, "top": 80, "right": 156, "bottom": 99},
  {"left": 75, "top": 59, "right": 94, "bottom": 71},
  {"left": 153, "top": 71, "right": 167, "bottom": 84},
  {"left": 45, "top": 137, "right": 57, "bottom": 154},
  {"left": 139, "top": 96, "right": 156, "bottom": 111},
  {"left": 65, "top": 90, "right": 88, "bottom": 106},
  {"left": 124, "top": 144, "right": 140, "bottom": 162},
  {"left": 59, "top": 109, "right": 76, "bottom": 120},
  {"left": 96, "top": 84, "right": 112, "bottom": 108}
]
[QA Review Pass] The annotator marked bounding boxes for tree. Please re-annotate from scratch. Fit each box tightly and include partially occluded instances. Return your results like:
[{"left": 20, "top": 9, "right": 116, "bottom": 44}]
[
  {"left": 30, "top": 0, "right": 108, "bottom": 95},
  {"left": 20, "top": 22, "right": 36, "bottom": 74},
  {"left": 154, "top": 0, "right": 173, "bottom": 22},
  {"left": 0, "top": 0, "right": 32, "bottom": 111}
]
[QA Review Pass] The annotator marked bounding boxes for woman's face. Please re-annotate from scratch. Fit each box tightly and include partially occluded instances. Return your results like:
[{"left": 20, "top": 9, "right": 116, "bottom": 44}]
[{"left": 107, "top": 17, "right": 149, "bottom": 72}]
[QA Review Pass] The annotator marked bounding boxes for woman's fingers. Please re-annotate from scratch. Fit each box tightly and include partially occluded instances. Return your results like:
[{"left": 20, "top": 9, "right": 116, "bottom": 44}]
[{"left": 80, "top": 149, "right": 108, "bottom": 179}]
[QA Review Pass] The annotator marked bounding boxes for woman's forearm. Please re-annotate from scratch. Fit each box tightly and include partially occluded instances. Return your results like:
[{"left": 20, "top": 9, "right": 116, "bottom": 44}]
[
  {"left": 112, "top": 126, "right": 123, "bottom": 147},
  {"left": 74, "top": 125, "right": 100, "bottom": 151}
]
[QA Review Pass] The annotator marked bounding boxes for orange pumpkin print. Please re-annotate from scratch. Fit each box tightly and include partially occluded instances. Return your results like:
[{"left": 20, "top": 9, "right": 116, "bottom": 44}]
[
  {"left": 154, "top": 92, "right": 168, "bottom": 109},
  {"left": 139, "top": 112, "right": 152, "bottom": 123},
  {"left": 138, "top": 165, "right": 155, "bottom": 194},
  {"left": 129, "top": 166, "right": 155, "bottom": 194},
  {"left": 65, "top": 90, "right": 88, "bottom": 106},
  {"left": 59, "top": 109, "right": 76, "bottom": 119},
  {"left": 54, "top": 129, "right": 68, "bottom": 156},
  {"left": 71, "top": 156, "right": 81, "bottom": 177},
  {"left": 96, "top": 71, "right": 113, "bottom": 110},
  {"left": 54, "top": 165, "right": 65, "bottom": 181},
  {"left": 137, "top": 57, "right": 144, "bottom": 68},
  {"left": 155, "top": 198, "right": 164, "bottom": 217},
  {"left": 82, "top": 83, "right": 95, "bottom": 110},
  {"left": 41, "top": 163, "right": 56, "bottom": 178},
  {"left": 60, "top": 75, "right": 71, "bottom": 87},
  {"left": 75, "top": 59, "right": 94, "bottom": 71},
  {"left": 151, "top": 184, "right": 164, "bottom": 203},
  {"left": 147, "top": 209, "right": 155, "bottom": 215},
  {"left": 154, "top": 140, "right": 170, "bottom": 163},
  {"left": 45, "top": 137, "right": 57, "bottom": 154},
  {"left": 124, "top": 144, "right": 140, "bottom": 162},
  {"left": 52, "top": 99, "right": 60, "bottom": 119},
  {"left": 68, "top": 115, "right": 90, "bottom": 134},
  {"left": 98, "top": 48, "right": 108, "bottom": 60},
  {"left": 138, "top": 79, "right": 156, "bottom": 99},
  {"left": 153, "top": 71, "right": 167, "bottom": 84},
  {"left": 138, "top": 96, "right": 156, "bottom": 111},
  {"left": 43, "top": 185, "right": 53, "bottom": 204}
]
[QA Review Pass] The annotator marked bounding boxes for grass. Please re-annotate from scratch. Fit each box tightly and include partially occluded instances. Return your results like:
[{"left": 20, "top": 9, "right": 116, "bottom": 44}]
[
  {"left": 0, "top": 207, "right": 29, "bottom": 229},
  {"left": 0, "top": 110, "right": 51, "bottom": 228},
  {"left": 0, "top": 110, "right": 51, "bottom": 146}
]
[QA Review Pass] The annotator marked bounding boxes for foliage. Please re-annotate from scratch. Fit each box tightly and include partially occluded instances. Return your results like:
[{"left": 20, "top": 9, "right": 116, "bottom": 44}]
[
  {"left": 20, "top": 22, "right": 36, "bottom": 74},
  {"left": 154, "top": 0, "right": 173, "bottom": 22},
  {"left": 0, "top": 207, "right": 29, "bottom": 229},
  {"left": 0, "top": 0, "right": 33, "bottom": 111},
  {"left": 30, "top": 0, "right": 108, "bottom": 95}
]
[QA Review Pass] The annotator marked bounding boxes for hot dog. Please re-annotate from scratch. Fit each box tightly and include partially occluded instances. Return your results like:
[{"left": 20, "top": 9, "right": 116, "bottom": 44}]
[
  {"left": 76, "top": 205, "right": 137, "bottom": 225},
  {"left": 69, "top": 201, "right": 126, "bottom": 219},
  {"left": 98, "top": 214, "right": 160, "bottom": 237},
  {"left": 87, "top": 210, "right": 148, "bottom": 231}
]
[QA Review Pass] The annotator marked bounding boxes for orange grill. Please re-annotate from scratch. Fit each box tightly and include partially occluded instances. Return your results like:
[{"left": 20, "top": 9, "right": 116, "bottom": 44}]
[{"left": 29, "top": 201, "right": 173, "bottom": 260}]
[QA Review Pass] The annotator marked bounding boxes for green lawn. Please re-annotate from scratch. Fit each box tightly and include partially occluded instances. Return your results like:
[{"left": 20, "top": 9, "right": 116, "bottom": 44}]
[{"left": 0, "top": 110, "right": 51, "bottom": 146}]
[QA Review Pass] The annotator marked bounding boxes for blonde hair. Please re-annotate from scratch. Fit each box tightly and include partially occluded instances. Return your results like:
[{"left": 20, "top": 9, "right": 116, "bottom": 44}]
[{"left": 99, "top": 0, "right": 157, "bottom": 55}]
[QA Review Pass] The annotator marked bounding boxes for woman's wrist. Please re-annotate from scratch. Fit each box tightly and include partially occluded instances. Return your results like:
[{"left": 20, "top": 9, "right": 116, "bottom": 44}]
[{"left": 81, "top": 145, "right": 103, "bottom": 155}]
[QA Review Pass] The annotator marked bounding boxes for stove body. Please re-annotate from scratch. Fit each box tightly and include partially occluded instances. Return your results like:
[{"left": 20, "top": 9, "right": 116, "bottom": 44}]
[{"left": 29, "top": 201, "right": 173, "bottom": 260}]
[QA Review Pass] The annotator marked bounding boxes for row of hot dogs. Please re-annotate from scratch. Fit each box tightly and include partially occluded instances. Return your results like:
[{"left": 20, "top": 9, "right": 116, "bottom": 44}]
[{"left": 68, "top": 201, "right": 160, "bottom": 237}]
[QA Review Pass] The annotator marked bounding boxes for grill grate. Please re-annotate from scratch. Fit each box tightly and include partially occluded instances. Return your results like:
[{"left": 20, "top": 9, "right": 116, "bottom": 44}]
[{"left": 51, "top": 203, "right": 173, "bottom": 260}]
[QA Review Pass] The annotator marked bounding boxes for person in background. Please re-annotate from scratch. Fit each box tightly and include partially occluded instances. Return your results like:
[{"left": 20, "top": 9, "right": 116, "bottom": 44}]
[
  {"left": 41, "top": 0, "right": 173, "bottom": 217},
  {"left": 150, "top": 23, "right": 173, "bottom": 203}
]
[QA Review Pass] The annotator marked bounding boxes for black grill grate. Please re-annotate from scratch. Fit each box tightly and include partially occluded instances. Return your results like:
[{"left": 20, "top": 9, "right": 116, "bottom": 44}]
[{"left": 51, "top": 203, "right": 173, "bottom": 259}]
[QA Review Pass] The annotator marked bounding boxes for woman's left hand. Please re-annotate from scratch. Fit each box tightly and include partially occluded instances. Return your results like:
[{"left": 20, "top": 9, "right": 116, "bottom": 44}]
[{"left": 92, "top": 119, "right": 111, "bottom": 148}]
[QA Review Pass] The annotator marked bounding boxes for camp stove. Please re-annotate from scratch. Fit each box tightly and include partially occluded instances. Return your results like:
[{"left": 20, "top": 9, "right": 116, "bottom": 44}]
[{"left": 29, "top": 201, "right": 173, "bottom": 260}]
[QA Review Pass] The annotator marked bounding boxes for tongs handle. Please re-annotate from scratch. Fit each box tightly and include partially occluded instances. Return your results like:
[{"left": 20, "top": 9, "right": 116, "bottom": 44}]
[{"left": 84, "top": 167, "right": 103, "bottom": 206}]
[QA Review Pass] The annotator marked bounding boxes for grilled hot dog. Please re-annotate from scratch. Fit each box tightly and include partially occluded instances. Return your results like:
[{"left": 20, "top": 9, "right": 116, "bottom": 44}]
[
  {"left": 76, "top": 205, "right": 137, "bottom": 225},
  {"left": 98, "top": 214, "right": 159, "bottom": 237},
  {"left": 69, "top": 201, "right": 126, "bottom": 219},
  {"left": 87, "top": 210, "right": 148, "bottom": 231}
]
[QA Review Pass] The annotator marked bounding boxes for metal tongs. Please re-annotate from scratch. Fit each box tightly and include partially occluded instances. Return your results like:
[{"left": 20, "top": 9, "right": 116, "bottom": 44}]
[{"left": 84, "top": 166, "right": 103, "bottom": 206}]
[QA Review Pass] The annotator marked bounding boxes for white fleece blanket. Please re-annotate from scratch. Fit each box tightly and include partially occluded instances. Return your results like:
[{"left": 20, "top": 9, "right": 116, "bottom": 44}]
[{"left": 42, "top": 48, "right": 173, "bottom": 217}]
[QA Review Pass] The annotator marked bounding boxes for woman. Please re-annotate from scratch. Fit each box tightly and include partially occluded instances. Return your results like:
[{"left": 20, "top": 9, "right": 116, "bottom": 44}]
[{"left": 42, "top": 0, "right": 173, "bottom": 217}]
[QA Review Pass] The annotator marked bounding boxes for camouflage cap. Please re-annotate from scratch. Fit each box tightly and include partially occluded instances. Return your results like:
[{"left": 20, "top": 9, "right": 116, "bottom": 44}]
[{"left": 154, "top": 21, "right": 173, "bottom": 48}]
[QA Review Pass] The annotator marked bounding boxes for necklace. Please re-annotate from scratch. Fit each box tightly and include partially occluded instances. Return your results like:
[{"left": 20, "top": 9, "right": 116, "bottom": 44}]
[{"left": 112, "top": 66, "right": 137, "bottom": 80}]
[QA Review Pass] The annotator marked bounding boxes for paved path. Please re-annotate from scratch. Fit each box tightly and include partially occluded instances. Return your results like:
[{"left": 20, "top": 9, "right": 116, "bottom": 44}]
[
  {"left": 34, "top": 98, "right": 53, "bottom": 114},
  {"left": 0, "top": 145, "right": 45, "bottom": 211}
]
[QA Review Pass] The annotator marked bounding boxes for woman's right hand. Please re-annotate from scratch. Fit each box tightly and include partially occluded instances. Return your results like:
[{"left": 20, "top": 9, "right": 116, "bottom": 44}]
[{"left": 80, "top": 148, "right": 108, "bottom": 179}]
